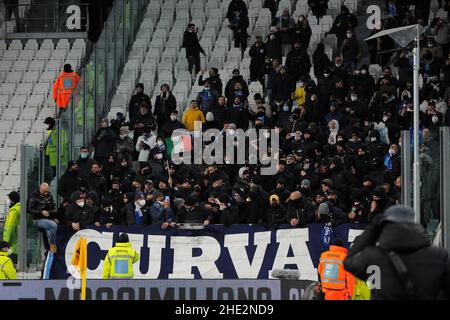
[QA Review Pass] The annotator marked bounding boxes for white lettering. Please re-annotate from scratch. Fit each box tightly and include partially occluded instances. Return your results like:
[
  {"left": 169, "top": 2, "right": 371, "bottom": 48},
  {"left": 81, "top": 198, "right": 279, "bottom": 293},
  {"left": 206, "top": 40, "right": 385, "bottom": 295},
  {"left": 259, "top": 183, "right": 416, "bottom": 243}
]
[
  {"left": 224, "top": 232, "right": 271, "bottom": 278},
  {"left": 66, "top": 5, "right": 81, "bottom": 30}
]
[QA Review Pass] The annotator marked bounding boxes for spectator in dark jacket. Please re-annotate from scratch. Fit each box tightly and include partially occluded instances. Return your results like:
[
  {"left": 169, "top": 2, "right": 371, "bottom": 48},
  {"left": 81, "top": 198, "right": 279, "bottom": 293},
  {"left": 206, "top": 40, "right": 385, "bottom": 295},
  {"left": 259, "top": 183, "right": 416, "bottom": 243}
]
[
  {"left": 99, "top": 197, "right": 121, "bottom": 228},
  {"left": 249, "top": 36, "right": 266, "bottom": 85},
  {"left": 91, "top": 118, "right": 116, "bottom": 167},
  {"left": 225, "top": 98, "right": 252, "bottom": 130},
  {"left": 266, "top": 194, "right": 288, "bottom": 226},
  {"left": 288, "top": 191, "right": 316, "bottom": 227},
  {"left": 315, "top": 201, "right": 347, "bottom": 226},
  {"left": 131, "top": 102, "right": 157, "bottom": 159},
  {"left": 66, "top": 191, "right": 95, "bottom": 231},
  {"left": 198, "top": 68, "right": 223, "bottom": 95},
  {"left": 344, "top": 206, "right": 450, "bottom": 300},
  {"left": 58, "top": 160, "right": 82, "bottom": 200},
  {"left": 128, "top": 83, "right": 151, "bottom": 122},
  {"left": 273, "top": 66, "right": 296, "bottom": 101},
  {"left": 196, "top": 80, "right": 219, "bottom": 114},
  {"left": 211, "top": 96, "right": 228, "bottom": 129},
  {"left": 265, "top": 27, "right": 283, "bottom": 63},
  {"left": 225, "top": 69, "right": 249, "bottom": 103},
  {"left": 340, "top": 29, "right": 360, "bottom": 72},
  {"left": 77, "top": 146, "right": 96, "bottom": 181},
  {"left": 313, "top": 43, "right": 333, "bottom": 80},
  {"left": 149, "top": 191, "right": 175, "bottom": 229},
  {"left": 175, "top": 196, "right": 211, "bottom": 224},
  {"left": 226, "top": 0, "right": 248, "bottom": 21},
  {"left": 85, "top": 162, "right": 108, "bottom": 200},
  {"left": 153, "top": 83, "right": 177, "bottom": 133},
  {"left": 182, "top": 23, "right": 206, "bottom": 79},
  {"left": 27, "top": 183, "right": 58, "bottom": 251},
  {"left": 285, "top": 40, "right": 311, "bottom": 80},
  {"left": 113, "top": 126, "right": 134, "bottom": 165},
  {"left": 160, "top": 110, "right": 187, "bottom": 138}
]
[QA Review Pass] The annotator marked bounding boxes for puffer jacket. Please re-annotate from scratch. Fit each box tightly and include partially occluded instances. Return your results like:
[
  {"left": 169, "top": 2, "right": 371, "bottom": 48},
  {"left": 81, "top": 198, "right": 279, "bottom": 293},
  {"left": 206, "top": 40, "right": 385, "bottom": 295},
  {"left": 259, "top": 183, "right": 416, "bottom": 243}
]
[
  {"left": 27, "top": 191, "right": 57, "bottom": 220},
  {"left": 344, "top": 220, "right": 450, "bottom": 300}
]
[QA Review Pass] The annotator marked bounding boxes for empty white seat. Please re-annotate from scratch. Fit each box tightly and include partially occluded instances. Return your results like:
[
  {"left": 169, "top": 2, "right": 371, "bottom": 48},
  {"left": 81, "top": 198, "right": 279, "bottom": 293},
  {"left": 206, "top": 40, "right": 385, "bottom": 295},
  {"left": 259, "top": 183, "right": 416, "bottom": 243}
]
[
  {"left": 0, "top": 161, "right": 10, "bottom": 176},
  {"left": 8, "top": 95, "right": 28, "bottom": 108},
  {"left": 8, "top": 161, "right": 21, "bottom": 175},
  {"left": 29, "top": 59, "right": 47, "bottom": 72},
  {"left": 0, "top": 174, "right": 20, "bottom": 189},
  {"left": 25, "top": 39, "right": 39, "bottom": 51},
  {"left": 38, "top": 107, "right": 56, "bottom": 120},
  {"left": 35, "top": 49, "right": 52, "bottom": 60},
  {"left": 12, "top": 59, "right": 30, "bottom": 72},
  {"left": 40, "top": 70, "right": 58, "bottom": 83},
  {"left": 56, "top": 39, "right": 71, "bottom": 51},
  {"left": 16, "top": 82, "right": 35, "bottom": 95},
  {"left": 22, "top": 70, "right": 41, "bottom": 83},
  {"left": 1, "top": 107, "right": 21, "bottom": 120},
  {"left": 46, "top": 59, "right": 63, "bottom": 71},
  {"left": 9, "top": 40, "right": 23, "bottom": 50},
  {"left": 51, "top": 49, "right": 68, "bottom": 61},
  {"left": 4, "top": 71, "right": 23, "bottom": 83},
  {"left": 40, "top": 39, "right": 55, "bottom": 51},
  {"left": 0, "top": 83, "right": 17, "bottom": 96},
  {"left": 24, "top": 132, "right": 44, "bottom": 146},
  {"left": 20, "top": 106, "right": 39, "bottom": 120},
  {"left": 0, "top": 120, "right": 13, "bottom": 133},
  {"left": 18, "top": 50, "right": 35, "bottom": 61},
  {"left": 0, "top": 95, "right": 9, "bottom": 108},
  {"left": 33, "top": 82, "right": 52, "bottom": 95},
  {"left": 0, "top": 40, "right": 6, "bottom": 50},
  {"left": 72, "top": 39, "right": 86, "bottom": 49},
  {"left": 31, "top": 118, "right": 47, "bottom": 132},
  {"left": 12, "top": 119, "right": 33, "bottom": 133},
  {"left": 0, "top": 60, "right": 14, "bottom": 72}
]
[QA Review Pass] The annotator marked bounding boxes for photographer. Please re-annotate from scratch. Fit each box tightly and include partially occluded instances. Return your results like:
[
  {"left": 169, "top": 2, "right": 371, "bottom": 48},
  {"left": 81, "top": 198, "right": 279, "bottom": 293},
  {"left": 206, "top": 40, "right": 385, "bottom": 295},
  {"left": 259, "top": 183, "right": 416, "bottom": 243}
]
[{"left": 344, "top": 205, "right": 450, "bottom": 299}]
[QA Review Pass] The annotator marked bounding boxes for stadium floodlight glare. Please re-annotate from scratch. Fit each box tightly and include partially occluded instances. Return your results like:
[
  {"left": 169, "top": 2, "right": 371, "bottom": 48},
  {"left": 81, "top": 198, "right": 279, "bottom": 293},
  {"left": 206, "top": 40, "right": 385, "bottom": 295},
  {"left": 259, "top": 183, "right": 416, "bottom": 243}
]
[{"left": 365, "top": 24, "right": 422, "bottom": 223}]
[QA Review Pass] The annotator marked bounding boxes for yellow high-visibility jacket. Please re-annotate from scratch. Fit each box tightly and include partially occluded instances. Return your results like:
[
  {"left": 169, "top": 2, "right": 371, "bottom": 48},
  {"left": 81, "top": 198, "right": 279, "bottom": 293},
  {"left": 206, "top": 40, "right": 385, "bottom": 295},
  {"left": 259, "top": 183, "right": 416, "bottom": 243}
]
[
  {"left": 0, "top": 252, "right": 16, "bottom": 280},
  {"left": 102, "top": 242, "right": 139, "bottom": 279}
]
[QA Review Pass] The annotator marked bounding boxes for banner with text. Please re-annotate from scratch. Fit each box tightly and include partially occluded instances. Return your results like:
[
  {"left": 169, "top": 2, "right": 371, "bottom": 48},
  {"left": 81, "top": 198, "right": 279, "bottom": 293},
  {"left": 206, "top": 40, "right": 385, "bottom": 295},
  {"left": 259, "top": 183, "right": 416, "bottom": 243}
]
[{"left": 50, "top": 224, "right": 366, "bottom": 280}]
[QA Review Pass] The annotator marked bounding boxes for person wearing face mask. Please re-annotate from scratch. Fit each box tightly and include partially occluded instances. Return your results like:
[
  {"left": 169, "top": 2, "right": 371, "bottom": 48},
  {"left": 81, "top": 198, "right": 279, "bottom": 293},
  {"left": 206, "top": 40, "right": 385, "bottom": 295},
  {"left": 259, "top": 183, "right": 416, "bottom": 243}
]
[
  {"left": 276, "top": 100, "right": 292, "bottom": 128},
  {"left": 91, "top": 118, "right": 116, "bottom": 167},
  {"left": 99, "top": 198, "right": 120, "bottom": 228},
  {"left": 331, "top": 57, "right": 348, "bottom": 82},
  {"left": 136, "top": 125, "right": 156, "bottom": 163},
  {"left": 65, "top": 191, "right": 95, "bottom": 232},
  {"left": 128, "top": 83, "right": 152, "bottom": 123},
  {"left": 2, "top": 191, "right": 20, "bottom": 264},
  {"left": 285, "top": 40, "right": 311, "bottom": 80},
  {"left": 224, "top": 69, "right": 250, "bottom": 102},
  {"left": 0, "top": 241, "right": 16, "bottom": 279},
  {"left": 113, "top": 126, "right": 134, "bottom": 165},
  {"left": 153, "top": 83, "right": 177, "bottom": 134},
  {"left": 292, "top": 78, "right": 307, "bottom": 107},
  {"left": 313, "top": 43, "right": 333, "bottom": 80},
  {"left": 249, "top": 36, "right": 267, "bottom": 85},
  {"left": 266, "top": 194, "right": 288, "bottom": 227},
  {"left": 265, "top": 27, "right": 283, "bottom": 63},
  {"left": 149, "top": 191, "right": 175, "bottom": 229},
  {"left": 160, "top": 110, "right": 187, "bottom": 139},
  {"left": 197, "top": 80, "right": 220, "bottom": 114},
  {"left": 420, "top": 36, "right": 444, "bottom": 63},
  {"left": 77, "top": 146, "right": 96, "bottom": 181},
  {"left": 225, "top": 96, "right": 251, "bottom": 130},
  {"left": 149, "top": 137, "right": 167, "bottom": 177},
  {"left": 128, "top": 191, "right": 149, "bottom": 225},
  {"left": 58, "top": 160, "right": 82, "bottom": 200},
  {"left": 340, "top": 29, "right": 360, "bottom": 72},
  {"left": 273, "top": 66, "right": 296, "bottom": 102}
]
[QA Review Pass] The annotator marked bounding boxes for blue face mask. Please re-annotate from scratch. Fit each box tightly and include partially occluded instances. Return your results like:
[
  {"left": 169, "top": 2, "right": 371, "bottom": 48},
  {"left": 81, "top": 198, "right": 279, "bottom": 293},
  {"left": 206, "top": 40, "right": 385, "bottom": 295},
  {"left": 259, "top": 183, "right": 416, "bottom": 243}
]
[
  {"left": 283, "top": 105, "right": 290, "bottom": 112},
  {"left": 80, "top": 153, "right": 88, "bottom": 159}
]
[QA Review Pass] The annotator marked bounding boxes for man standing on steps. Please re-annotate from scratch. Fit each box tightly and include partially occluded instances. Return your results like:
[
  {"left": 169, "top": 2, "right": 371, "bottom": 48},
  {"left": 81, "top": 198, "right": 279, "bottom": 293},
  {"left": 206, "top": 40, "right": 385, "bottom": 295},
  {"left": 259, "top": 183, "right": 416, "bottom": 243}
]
[
  {"left": 182, "top": 23, "right": 206, "bottom": 85},
  {"left": 52, "top": 64, "right": 80, "bottom": 114}
]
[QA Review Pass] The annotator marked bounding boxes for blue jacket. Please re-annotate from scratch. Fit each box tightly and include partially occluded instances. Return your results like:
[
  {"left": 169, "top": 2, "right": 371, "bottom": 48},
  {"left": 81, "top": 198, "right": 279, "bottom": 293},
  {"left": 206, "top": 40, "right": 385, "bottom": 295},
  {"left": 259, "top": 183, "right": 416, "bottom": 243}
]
[{"left": 149, "top": 202, "right": 174, "bottom": 225}]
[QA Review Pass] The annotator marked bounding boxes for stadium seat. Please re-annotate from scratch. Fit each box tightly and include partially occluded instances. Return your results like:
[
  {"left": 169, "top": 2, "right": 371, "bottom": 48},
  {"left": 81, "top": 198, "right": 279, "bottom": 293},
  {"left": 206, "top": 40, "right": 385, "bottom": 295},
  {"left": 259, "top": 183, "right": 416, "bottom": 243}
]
[
  {"left": 1, "top": 107, "right": 22, "bottom": 120},
  {"left": 0, "top": 120, "right": 13, "bottom": 133}
]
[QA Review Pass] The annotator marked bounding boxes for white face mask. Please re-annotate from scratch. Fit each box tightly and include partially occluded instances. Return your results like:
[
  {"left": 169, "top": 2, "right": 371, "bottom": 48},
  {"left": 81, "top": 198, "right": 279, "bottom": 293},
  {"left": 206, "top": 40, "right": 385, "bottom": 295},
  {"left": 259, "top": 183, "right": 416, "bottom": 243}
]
[
  {"left": 389, "top": 149, "right": 396, "bottom": 156},
  {"left": 120, "top": 134, "right": 127, "bottom": 139},
  {"left": 77, "top": 201, "right": 85, "bottom": 207},
  {"left": 7, "top": 249, "right": 12, "bottom": 256},
  {"left": 324, "top": 73, "right": 330, "bottom": 78},
  {"left": 351, "top": 95, "right": 357, "bottom": 101},
  {"left": 432, "top": 115, "right": 439, "bottom": 123},
  {"left": 347, "top": 33, "right": 352, "bottom": 38},
  {"left": 311, "top": 96, "right": 316, "bottom": 101},
  {"left": 170, "top": 115, "right": 177, "bottom": 121},
  {"left": 228, "top": 129, "right": 235, "bottom": 136},
  {"left": 157, "top": 141, "right": 163, "bottom": 146},
  {"left": 138, "top": 199, "right": 146, "bottom": 206},
  {"left": 298, "top": 82, "right": 304, "bottom": 87},
  {"left": 383, "top": 116, "right": 389, "bottom": 122},
  {"left": 361, "top": 69, "right": 367, "bottom": 75}
]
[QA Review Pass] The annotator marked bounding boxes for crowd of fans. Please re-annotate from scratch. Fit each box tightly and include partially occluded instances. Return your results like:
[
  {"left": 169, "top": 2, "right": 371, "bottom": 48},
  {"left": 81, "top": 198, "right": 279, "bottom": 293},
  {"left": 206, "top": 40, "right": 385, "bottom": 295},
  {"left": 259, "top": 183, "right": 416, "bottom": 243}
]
[{"left": 27, "top": 0, "right": 450, "bottom": 251}]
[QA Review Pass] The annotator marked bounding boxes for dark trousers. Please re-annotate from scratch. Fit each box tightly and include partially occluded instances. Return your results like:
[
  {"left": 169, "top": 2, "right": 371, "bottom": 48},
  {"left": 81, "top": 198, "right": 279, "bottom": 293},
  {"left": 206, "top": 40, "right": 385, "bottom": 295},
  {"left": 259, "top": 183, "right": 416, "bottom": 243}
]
[
  {"left": 187, "top": 55, "right": 201, "bottom": 76},
  {"left": 5, "top": 1, "right": 20, "bottom": 32},
  {"left": 234, "top": 32, "right": 248, "bottom": 56}
]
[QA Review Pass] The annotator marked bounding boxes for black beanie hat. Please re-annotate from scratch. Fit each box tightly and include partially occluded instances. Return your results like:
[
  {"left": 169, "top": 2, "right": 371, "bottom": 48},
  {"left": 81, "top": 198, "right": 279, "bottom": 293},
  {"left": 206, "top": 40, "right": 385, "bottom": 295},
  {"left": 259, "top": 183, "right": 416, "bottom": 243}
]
[
  {"left": 63, "top": 64, "right": 73, "bottom": 73},
  {"left": 7, "top": 191, "right": 20, "bottom": 204}
]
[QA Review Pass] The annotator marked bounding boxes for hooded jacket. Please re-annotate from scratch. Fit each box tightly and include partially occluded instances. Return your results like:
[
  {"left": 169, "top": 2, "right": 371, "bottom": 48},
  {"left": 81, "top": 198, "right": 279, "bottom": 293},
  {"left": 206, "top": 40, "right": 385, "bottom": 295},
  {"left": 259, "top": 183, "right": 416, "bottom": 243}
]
[{"left": 344, "top": 221, "right": 450, "bottom": 300}]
